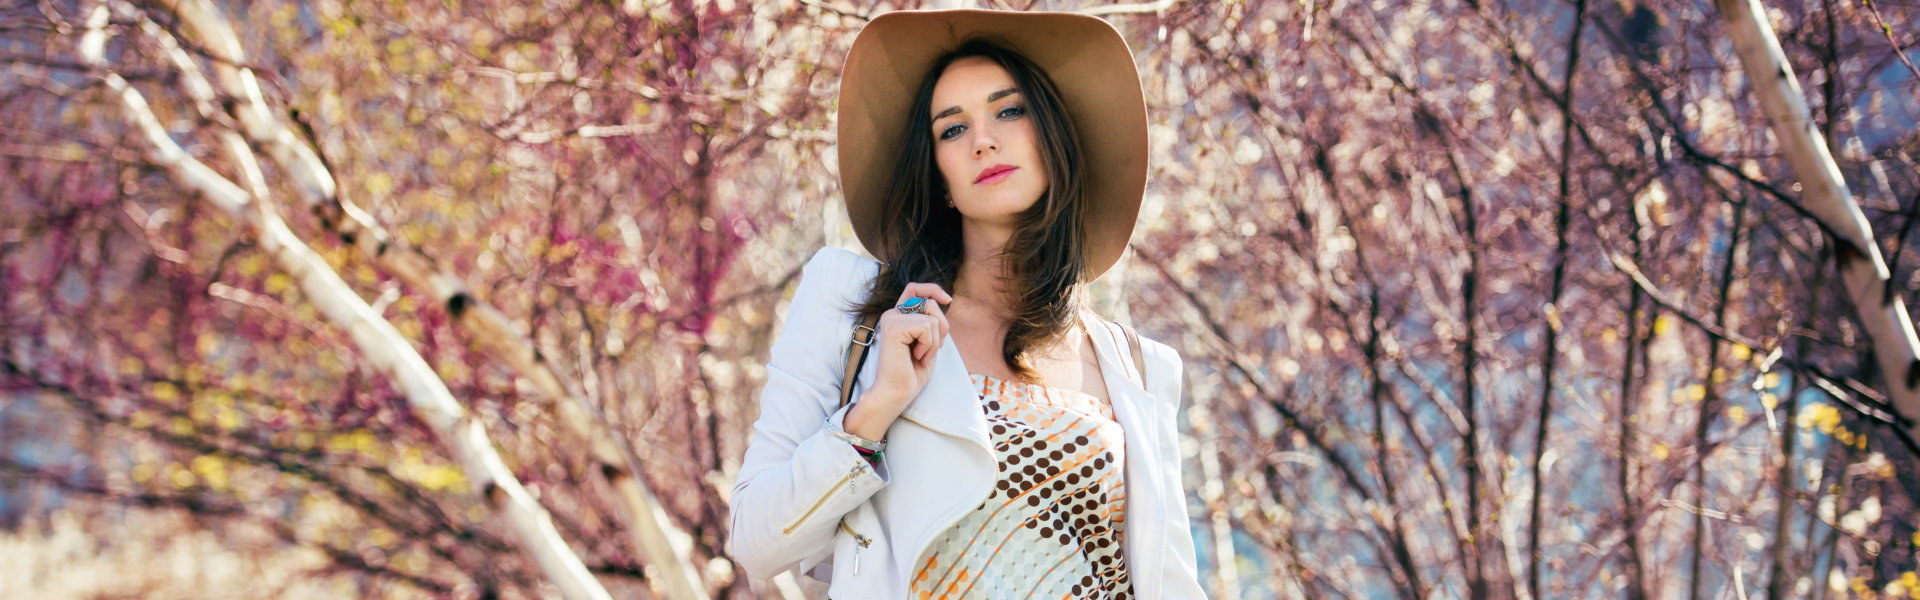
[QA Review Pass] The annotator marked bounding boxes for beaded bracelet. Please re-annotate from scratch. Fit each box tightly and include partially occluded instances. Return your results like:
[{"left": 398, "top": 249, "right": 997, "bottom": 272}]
[
  {"left": 829, "top": 421, "right": 885, "bottom": 466},
  {"left": 851, "top": 445, "right": 883, "bottom": 467}
]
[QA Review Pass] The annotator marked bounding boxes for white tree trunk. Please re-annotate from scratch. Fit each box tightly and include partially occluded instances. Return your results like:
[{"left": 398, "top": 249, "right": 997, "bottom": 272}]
[
  {"left": 1716, "top": 0, "right": 1920, "bottom": 440},
  {"left": 139, "top": 2, "right": 710, "bottom": 597},
  {"left": 81, "top": 5, "right": 612, "bottom": 598}
]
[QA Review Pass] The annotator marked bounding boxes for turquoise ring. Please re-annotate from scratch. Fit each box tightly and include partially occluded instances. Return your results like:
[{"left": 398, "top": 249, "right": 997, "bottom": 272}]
[{"left": 898, "top": 297, "right": 926, "bottom": 315}]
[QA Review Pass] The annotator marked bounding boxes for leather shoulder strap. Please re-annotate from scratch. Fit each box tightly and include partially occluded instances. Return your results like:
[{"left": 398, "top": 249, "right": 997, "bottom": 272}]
[
  {"left": 1111, "top": 320, "right": 1147, "bottom": 390},
  {"left": 839, "top": 312, "right": 881, "bottom": 408}
]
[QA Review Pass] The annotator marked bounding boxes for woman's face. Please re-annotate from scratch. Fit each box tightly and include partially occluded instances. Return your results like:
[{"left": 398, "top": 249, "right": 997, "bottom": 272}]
[{"left": 929, "top": 56, "right": 1049, "bottom": 228}]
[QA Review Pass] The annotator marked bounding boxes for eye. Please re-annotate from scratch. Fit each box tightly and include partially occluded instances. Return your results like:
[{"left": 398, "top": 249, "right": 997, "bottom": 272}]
[
  {"left": 938, "top": 122, "right": 967, "bottom": 141},
  {"left": 998, "top": 105, "right": 1026, "bottom": 119}
]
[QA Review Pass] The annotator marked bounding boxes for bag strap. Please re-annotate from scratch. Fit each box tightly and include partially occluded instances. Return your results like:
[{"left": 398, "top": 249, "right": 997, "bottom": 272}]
[
  {"left": 1110, "top": 319, "right": 1148, "bottom": 390},
  {"left": 839, "top": 312, "right": 882, "bottom": 408}
]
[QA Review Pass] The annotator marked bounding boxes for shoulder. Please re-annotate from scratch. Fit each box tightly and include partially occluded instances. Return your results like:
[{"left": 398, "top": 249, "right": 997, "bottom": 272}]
[
  {"left": 765, "top": 248, "right": 884, "bottom": 372},
  {"left": 789, "top": 247, "right": 883, "bottom": 312},
  {"left": 800, "top": 247, "right": 882, "bottom": 284}
]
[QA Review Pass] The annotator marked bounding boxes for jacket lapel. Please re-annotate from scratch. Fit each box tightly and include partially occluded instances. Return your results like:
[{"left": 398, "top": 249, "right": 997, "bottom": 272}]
[
  {"left": 873, "top": 334, "right": 996, "bottom": 588},
  {"left": 896, "top": 335, "right": 991, "bottom": 448},
  {"left": 1082, "top": 315, "right": 1168, "bottom": 600}
]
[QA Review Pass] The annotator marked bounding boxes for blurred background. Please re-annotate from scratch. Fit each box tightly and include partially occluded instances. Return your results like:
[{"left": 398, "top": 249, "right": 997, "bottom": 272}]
[{"left": 3, "top": 0, "right": 1918, "bottom": 598}]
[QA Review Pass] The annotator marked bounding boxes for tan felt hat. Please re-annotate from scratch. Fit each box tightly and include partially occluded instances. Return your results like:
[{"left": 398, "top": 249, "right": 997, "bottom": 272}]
[{"left": 836, "top": 9, "right": 1149, "bottom": 281}]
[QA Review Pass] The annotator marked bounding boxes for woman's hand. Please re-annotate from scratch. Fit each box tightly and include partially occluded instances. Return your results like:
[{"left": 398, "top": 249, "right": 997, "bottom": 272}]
[{"left": 844, "top": 283, "right": 951, "bottom": 442}]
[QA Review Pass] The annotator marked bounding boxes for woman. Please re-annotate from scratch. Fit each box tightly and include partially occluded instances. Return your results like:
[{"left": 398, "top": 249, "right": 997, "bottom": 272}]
[{"left": 729, "top": 10, "right": 1205, "bottom": 599}]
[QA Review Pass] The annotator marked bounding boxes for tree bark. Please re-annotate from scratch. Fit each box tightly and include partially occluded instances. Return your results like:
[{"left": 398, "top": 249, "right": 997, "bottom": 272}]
[
  {"left": 1716, "top": 0, "right": 1920, "bottom": 440},
  {"left": 80, "top": 4, "right": 611, "bottom": 598},
  {"left": 143, "top": 2, "right": 709, "bottom": 597},
  {"left": 1529, "top": 2, "right": 1586, "bottom": 595}
]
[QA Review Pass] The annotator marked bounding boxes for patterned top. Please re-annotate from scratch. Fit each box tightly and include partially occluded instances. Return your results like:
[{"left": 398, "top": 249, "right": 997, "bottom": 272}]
[{"left": 910, "top": 374, "right": 1132, "bottom": 599}]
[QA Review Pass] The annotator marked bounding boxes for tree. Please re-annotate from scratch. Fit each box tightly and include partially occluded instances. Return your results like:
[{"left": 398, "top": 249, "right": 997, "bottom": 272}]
[{"left": 2, "top": 0, "right": 1917, "bottom": 598}]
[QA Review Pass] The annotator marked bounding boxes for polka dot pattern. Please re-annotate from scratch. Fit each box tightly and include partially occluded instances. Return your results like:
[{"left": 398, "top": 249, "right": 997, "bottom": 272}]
[{"left": 909, "top": 374, "right": 1132, "bottom": 599}]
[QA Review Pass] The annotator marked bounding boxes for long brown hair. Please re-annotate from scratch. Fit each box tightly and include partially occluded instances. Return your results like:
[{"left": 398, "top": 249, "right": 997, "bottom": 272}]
[{"left": 852, "top": 39, "right": 1088, "bottom": 382}]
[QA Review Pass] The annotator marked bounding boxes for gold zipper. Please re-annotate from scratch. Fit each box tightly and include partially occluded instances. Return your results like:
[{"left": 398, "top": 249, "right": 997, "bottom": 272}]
[
  {"left": 781, "top": 461, "right": 867, "bottom": 535},
  {"left": 839, "top": 520, "right": 872, "bottom": 575}
]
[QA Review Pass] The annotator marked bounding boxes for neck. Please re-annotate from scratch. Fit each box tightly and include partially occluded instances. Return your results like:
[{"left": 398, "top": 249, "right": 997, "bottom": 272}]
[{"left": 955, "top": 219, "right": 1016, "bottom": 315}]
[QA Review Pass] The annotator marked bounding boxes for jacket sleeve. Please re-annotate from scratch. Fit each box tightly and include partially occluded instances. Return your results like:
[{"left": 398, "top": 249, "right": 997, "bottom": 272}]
[
  {"left": 728, "top": 247, "right": 891, "bottom": 581},
  {"left": 1145, "top": 339, "right": 1209, "bottom": 599}
]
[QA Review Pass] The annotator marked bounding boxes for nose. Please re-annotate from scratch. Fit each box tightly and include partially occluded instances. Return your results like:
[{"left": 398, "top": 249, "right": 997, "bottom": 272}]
[{"left": 972, "top": 123, "right": 1000, "bottom": 156}]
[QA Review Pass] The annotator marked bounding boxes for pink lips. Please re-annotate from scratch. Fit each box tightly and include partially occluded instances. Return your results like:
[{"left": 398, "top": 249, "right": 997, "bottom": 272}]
[{"left": 974, "top": 164, "right": 1018, "bottom": 185}]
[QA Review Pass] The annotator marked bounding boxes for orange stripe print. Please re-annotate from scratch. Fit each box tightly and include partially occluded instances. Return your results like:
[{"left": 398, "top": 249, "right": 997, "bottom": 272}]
[{"left": 908, "top": 374, "right": 1133, "bottom": 599}]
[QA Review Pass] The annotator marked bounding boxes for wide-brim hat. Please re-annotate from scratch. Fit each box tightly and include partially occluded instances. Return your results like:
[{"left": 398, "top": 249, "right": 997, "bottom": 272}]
[{"left": 836, "top": 10, "right": 1149, "bottom": 281}]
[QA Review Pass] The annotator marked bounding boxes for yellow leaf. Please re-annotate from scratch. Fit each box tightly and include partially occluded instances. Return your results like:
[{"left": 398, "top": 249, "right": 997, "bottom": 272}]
[
  {"left": 367, "top": 172, "right": 395, "bottom": 196},
  {"left": 167, "top": 464, "right": 196, "bottom": 489},
  {"left": 214, "top": 406, "right": 242, "bottom": 431},
  {"left": 1653, "top": 315, "right": 1675, "bottom": 336},
  {"left": 1652, "top": 443, "right": 1670, "bottom": 460},
  {"left": 1727, "top": 405, "right": 1749, "bottom": 426},
  {"left": 1675, "top": 384, "right": 1706, "bottom": 405},
  {"left": 190, "top": 455, "right": 229, "bottom": 491},
  {"left": 1731, "top": 344, "right": 1752, "bottom": 361},
  {"left": 369, "top": 528, "right": 398, "bottom": 549},
  {"left": 265, "top": 273, "right": 293, "bottom": 295}
]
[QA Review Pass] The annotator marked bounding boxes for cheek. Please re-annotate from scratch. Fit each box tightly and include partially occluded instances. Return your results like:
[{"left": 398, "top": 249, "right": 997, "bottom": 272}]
[
  {"left": 1014, "top": 127, "right": 1049, "bottom": 182},
  {"left": 934, "top": 143, "right": 969, "bottom": 189}
]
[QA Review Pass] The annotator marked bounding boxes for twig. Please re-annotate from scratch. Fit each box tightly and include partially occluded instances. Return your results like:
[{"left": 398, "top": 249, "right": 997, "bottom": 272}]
[
  {"left": 1078, "top": 0, "right": 1179, "bottom": 16},
  {"left": 1859, "top": 0, "right": 1920, "bottom": 86},
  {"left": 795, "top": 0, "right": 870, "bottom": 22}
]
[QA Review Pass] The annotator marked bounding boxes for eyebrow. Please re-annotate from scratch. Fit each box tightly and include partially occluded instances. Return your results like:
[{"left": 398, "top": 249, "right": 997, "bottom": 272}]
[{"left": 932, "top": 88, "right": 1021, "bottom": 122}]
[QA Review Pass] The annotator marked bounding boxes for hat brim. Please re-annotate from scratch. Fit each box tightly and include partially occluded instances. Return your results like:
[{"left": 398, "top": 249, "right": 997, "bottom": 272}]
[{"left": 836, "top": 10, "right": 1148, "bottom": 281}]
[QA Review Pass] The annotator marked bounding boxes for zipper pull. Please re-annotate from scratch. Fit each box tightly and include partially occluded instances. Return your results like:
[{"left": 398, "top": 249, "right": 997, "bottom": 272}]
[{"left": 839, "top": 521, "right": 872, "bottom": 576}]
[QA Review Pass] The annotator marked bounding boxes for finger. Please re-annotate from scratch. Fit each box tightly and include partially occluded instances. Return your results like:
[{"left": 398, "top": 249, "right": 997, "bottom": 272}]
[
  {"left": 897, "top": 282, "right": 953, "bottom": 306},
  {"left": 920, "top": 300, "right": 950, "bottom": 342},
  {"left": 885, "top": 314, "right": 916, "bottom": 346},
  {"left": 913, "top": 329, "right": 932, "bottom": 363}
]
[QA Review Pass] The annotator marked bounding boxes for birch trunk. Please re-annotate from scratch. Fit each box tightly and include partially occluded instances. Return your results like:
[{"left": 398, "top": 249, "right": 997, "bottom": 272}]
[
  {"left": 81, "top": 4, "right": 611, "bottom": 598},
  {"left": 142, "top": 2, "right": 709, "bottom": 596},
  {"left": 1715, "top": 0, "right": 1920, "bottom": 440}
]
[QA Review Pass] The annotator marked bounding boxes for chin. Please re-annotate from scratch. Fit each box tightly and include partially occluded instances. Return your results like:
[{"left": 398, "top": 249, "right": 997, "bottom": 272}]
[{"left": 969, "top": 191, "right": 1042, "bottom": 218}]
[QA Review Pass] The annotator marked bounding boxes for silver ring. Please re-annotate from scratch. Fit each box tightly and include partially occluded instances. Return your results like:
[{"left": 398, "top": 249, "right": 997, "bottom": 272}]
[{"left": 897, "top": 297, "right": 926, "bottom": 315}]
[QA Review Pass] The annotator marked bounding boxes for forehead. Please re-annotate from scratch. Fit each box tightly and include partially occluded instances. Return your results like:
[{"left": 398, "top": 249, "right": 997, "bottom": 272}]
[{"left": 930, "top": 56, "right": 1017, "bottom": 110}]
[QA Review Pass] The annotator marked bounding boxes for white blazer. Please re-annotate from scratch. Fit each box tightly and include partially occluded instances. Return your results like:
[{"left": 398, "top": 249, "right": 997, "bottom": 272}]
[{"left": 729, "top": 247, "right": 1207, "bottom": 599}]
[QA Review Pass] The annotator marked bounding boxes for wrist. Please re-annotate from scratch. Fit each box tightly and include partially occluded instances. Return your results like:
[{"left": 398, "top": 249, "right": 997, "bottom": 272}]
[{"left": 842, "top": 400, "right": 901, "bottom": 443}]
